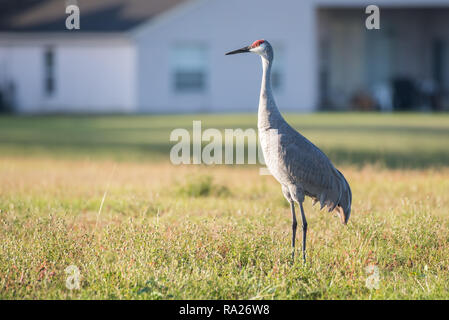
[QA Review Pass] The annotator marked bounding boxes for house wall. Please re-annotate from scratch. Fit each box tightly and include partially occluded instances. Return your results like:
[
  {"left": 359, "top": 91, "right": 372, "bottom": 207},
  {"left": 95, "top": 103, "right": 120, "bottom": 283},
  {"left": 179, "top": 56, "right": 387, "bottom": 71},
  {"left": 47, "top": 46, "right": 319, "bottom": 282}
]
[
  {"left": 134, "top": 0, "right": 449, "bottom": 113},
  {"left": 2, "top": 0, "right": 449, "bottom": 113},
  {"left": 0, "top": 35, "right": 136, "bottom": 113},
  {"left": 134, "top": 0, "right": 317, "bottom": 113}
]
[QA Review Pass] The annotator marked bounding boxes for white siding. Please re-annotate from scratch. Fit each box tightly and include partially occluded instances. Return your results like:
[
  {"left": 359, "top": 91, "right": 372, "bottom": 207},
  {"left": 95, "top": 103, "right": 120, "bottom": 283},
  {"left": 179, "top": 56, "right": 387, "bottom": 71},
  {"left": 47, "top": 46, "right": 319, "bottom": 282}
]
[
  {"left": 134, "top": 0, "right": 317, "bottom": 113},
  {"left": 0, "top": 46, "right": 42, "bottom": 112},
  {"left": 0, "top": 37, "right": 136, "bottom": 113}
]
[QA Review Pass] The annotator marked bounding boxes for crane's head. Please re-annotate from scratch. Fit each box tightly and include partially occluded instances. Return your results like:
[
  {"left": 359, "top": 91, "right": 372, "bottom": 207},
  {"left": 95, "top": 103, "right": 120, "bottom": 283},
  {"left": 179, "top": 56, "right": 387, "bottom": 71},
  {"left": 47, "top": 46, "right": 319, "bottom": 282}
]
[{"left": 225, "top": 39, "right": 273, "bottom": 61}]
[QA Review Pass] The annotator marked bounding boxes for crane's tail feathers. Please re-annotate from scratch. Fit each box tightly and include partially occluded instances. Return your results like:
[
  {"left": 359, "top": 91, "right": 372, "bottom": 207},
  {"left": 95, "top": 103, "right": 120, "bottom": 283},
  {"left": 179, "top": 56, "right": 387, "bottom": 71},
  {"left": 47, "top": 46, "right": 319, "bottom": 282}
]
[
  {"left": 319, "top": 193, "right": 326, "bottom": 210},
  {"left": 311, "top": 169, "right": 352, "bottom": 224},
  {"left": 335, "top": 169, "right": 352, "bottom": 225}
]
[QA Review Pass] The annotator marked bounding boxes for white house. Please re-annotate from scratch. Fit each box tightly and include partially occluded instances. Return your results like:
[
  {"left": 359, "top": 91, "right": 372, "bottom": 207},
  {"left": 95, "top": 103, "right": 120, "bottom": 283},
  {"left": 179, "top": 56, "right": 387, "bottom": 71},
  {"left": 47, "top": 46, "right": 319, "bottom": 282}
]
[{"left": 1, "top": 0, "right": 449, "bottom": 113}]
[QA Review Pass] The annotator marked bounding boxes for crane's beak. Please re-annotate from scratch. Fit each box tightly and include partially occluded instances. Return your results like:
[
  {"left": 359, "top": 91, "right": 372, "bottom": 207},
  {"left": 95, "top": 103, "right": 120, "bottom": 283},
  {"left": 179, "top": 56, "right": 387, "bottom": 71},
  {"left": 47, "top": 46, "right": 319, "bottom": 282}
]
[{"left": 225, "top": 46, "right": 251, "bottom": 55}]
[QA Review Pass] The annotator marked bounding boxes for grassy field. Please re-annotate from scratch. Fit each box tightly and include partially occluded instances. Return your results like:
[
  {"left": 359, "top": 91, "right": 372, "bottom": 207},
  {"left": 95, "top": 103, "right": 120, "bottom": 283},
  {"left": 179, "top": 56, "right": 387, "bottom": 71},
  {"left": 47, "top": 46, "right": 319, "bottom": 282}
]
[{"left": 1, "top": 113, "right": 449, "bottom": 299}]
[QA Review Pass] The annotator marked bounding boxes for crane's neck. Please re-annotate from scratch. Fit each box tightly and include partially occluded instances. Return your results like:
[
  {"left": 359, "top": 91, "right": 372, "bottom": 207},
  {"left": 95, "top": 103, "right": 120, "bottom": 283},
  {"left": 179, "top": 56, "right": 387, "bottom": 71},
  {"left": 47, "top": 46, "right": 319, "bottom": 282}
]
[{"left": 258, "top": 56, "right": 284, "bottom": 130}]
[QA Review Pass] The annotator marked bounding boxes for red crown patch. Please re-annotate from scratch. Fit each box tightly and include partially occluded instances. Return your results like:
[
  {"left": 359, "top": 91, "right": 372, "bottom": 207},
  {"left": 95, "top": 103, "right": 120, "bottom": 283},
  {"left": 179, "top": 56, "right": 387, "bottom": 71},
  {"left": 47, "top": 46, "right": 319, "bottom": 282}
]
[{"left": 251, "top": 40, "right": 265, "bottom": 48}]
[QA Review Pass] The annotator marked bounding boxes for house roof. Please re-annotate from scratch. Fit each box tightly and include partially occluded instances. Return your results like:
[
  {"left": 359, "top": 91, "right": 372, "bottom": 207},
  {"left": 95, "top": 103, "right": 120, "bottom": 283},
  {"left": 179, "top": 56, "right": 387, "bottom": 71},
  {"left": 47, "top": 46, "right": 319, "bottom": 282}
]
[{"left": 0, "top": 0, "right": 188, "bottom": 32}]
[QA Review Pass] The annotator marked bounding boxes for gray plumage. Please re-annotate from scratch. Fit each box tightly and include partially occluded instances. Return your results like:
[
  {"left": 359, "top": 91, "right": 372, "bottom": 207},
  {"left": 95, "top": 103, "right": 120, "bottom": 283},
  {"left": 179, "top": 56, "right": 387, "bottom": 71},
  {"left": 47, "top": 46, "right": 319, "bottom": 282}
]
[{"left": 226, "top": 40, "right": 352, "bottom": 262}]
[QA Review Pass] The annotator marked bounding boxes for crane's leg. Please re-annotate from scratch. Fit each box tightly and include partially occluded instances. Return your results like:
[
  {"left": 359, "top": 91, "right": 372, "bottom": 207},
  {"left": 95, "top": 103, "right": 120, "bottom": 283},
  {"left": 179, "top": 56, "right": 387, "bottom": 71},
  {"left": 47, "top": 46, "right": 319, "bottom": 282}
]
[
  {"left": 290, "top": 201, "right": 297, "bottom": 261},
  {"left": 299, "top": 202, "right": 308, "bottom": 263}
]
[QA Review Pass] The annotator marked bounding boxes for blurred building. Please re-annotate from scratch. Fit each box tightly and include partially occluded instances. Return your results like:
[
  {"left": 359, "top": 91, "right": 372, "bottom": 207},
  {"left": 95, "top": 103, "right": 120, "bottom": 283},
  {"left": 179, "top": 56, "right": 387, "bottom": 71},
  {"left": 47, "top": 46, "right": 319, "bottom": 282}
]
[{"left": 0, "top": 0, "right": 449, "bottom": 113}]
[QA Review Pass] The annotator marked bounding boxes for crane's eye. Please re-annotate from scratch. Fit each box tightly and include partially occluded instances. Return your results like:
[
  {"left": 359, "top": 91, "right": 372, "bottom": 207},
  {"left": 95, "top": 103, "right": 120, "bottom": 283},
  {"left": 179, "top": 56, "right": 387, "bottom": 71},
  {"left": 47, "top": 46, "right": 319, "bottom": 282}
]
[{"left": 251, "top": 40, "right": 265, "bottom": 48}]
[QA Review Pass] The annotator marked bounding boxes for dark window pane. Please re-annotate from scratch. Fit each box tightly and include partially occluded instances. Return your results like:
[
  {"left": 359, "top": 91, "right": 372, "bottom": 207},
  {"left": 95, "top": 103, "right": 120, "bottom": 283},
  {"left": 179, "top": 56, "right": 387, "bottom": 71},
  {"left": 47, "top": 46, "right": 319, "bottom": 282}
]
[
  {"left": 174, "top": 71, "right": 205, "bottom": 92},
  {"left": 45, "top": 50, "right": 53, "bottom": 67},
  {"left": 44, "top": 48, "right": 55, "bottom": 96},
  {"left": 46, "top": 77, "right": 54, "bottom": 94}
]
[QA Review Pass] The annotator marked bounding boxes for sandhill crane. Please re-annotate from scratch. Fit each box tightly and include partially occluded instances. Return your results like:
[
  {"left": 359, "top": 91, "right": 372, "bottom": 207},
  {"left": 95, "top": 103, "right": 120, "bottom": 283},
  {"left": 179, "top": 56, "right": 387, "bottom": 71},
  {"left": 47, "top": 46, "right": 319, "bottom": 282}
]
[{"left": 226, "top": 40, "right": 352, "bottom": 263}]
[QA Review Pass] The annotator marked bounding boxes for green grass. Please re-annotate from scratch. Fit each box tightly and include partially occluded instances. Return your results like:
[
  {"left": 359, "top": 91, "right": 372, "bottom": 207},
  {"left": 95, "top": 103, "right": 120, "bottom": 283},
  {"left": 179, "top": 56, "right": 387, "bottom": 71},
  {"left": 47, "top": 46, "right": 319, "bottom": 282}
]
[
  {"left": 0, "top": 112, "right": 448, "bottom": 167},
  {"left": 0, "top": 113, "right": 449, "bottom": 299}
]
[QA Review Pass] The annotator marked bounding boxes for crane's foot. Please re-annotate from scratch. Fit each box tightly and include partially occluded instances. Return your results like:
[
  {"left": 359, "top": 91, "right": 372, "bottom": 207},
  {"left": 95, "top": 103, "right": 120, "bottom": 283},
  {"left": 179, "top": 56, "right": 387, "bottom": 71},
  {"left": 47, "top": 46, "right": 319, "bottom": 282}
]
[{"left": 291, "top": 249, "right": 307, "bottom": 265}]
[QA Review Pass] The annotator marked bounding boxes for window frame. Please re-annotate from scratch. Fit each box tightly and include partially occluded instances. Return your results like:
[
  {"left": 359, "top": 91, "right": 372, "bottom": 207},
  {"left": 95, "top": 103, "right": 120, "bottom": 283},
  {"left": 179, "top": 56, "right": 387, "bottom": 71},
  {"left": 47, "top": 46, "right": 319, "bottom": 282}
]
[
  {"left": 43, "top": 47, "right": 56, "bottom": 97},
  {"left": 171, "top": 43, "right": 208, "bottom": 94}
]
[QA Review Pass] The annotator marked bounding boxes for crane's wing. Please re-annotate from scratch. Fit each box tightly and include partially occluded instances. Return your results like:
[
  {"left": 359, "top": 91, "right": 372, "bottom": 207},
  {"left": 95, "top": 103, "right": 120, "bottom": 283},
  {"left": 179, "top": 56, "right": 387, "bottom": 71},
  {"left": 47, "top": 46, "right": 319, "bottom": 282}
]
[{"left": 279, "top": 125, "right": 352, "bottom": 223}]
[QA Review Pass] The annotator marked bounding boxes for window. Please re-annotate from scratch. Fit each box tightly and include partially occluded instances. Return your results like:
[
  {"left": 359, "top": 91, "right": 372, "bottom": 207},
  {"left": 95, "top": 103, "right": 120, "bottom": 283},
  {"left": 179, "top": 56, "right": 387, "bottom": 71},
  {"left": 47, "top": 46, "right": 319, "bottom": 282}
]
[
  {"left": 271, "top": 45, "right": 284, "bottom": 91},
  {"left": 44, "top": 47, "right": 55, "bottom": 96},
  {"left": 171, "top": 44, "right": 207, "bottom": 92}
]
